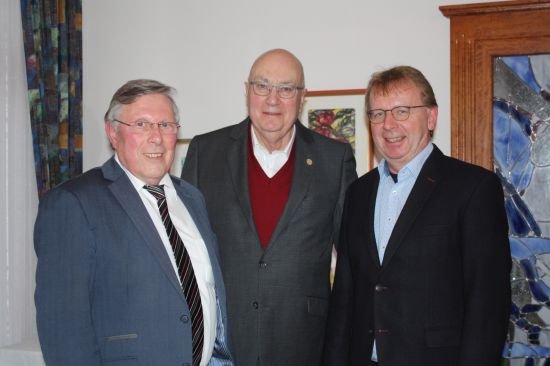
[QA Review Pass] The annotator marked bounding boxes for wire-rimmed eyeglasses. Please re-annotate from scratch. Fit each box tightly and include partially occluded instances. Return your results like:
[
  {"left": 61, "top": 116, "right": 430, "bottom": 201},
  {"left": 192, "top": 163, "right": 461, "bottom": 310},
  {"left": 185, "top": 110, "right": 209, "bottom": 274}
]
[
  {"left": 248, "top": 80, "right": 304, "bottom": 99},
  {"left": 367, "top": 105, "right": 428, "bottom": 124},
  {"left": 113, "top": 119, "right": 180, "bottom": 134}
]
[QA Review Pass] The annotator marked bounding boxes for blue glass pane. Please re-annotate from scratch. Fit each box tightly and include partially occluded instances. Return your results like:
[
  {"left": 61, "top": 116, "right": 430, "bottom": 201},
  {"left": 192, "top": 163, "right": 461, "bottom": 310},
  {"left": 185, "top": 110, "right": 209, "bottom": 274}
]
[
  {"left": 493, "top": 101, "right": 533, "bottom": 192},
  {"left": 496, "top": 54, "right": 550, "bottom": 363},
  {"left": 502, "top": 56, "right": 542, "bottom": 93}
]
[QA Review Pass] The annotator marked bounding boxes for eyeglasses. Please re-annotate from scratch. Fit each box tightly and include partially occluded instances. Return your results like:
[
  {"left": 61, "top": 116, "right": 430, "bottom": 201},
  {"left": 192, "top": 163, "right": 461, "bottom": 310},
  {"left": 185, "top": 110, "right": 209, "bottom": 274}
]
[
  {"left": 367, "top": 105, "right": 428, "bottom": 124},
  {"left": 248, "top": 81, "right": 304, "bottom": 99},
  {"left": 113, "top": 119, "right": 180, "bottom": 134}
]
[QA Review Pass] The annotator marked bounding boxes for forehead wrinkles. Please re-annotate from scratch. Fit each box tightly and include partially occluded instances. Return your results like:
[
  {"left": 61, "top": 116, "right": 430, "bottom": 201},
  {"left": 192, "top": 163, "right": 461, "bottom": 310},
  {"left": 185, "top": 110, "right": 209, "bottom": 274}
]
[{"left": 249, "top": 56, "right": 303, "bottom": 85}]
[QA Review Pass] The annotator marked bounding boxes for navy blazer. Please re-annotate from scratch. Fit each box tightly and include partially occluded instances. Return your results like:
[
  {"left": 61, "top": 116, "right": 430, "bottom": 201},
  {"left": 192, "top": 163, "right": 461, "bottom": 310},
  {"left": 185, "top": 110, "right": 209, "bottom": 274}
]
[
  {"left": 35, "top": 157, "right": 232, "bottom": 365},
  {"left": 323, "top": 146, "right": 511, "bottom": 366}
]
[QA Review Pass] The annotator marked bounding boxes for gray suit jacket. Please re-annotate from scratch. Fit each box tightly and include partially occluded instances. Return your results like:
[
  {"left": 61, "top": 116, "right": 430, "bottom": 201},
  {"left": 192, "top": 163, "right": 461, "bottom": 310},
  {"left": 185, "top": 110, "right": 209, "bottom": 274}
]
[
  {"left": 35, "top": 157, "right": 232, "bottom": 365},
  {"left": 182, "top": 119, "right": 357, "bottom": 366}
]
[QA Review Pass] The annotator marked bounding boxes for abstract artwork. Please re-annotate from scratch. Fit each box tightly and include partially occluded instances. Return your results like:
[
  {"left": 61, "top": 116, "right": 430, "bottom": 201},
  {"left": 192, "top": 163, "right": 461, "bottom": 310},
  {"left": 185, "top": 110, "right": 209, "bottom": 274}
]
[
  {"left": 300, "top": 89, "right": 373, "bottom": 176},
  {"left": 494, "top": 54, "right": 550, "bottom": 366}
]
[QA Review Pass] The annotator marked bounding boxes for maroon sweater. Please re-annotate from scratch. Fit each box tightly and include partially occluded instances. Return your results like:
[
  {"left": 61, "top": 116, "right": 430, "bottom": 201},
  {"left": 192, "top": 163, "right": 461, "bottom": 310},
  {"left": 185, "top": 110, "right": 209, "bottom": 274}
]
[{"left": 248, "top": 137, "right": 296, "bottom": 248}]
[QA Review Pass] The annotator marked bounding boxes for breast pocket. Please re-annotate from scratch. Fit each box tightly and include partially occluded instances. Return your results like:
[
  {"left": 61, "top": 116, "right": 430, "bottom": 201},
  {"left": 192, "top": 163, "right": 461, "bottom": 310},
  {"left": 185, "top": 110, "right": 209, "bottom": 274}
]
[{"left": 414, "top": 224, "right": 450, "bottom": 238}]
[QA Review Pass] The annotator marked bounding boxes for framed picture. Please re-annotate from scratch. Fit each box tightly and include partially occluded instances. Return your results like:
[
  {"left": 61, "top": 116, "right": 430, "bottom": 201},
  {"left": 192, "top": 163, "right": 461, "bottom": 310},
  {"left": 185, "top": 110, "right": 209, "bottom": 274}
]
[
  {"left": 300, "top": 89, "right": 375, "bottom": 176},
  {"left": 171, "top": 138, "right": 191, "bottom": 176}
]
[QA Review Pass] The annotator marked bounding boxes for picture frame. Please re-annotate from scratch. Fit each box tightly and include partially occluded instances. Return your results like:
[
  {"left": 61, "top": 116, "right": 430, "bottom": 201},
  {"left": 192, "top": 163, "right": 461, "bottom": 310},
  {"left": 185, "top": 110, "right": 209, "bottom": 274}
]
[
  {"left": 300, "top": 89, "right": 375, "bottom": 176},
  {"left": 171, "top": 138, "right": 191, "bottom": 176}
]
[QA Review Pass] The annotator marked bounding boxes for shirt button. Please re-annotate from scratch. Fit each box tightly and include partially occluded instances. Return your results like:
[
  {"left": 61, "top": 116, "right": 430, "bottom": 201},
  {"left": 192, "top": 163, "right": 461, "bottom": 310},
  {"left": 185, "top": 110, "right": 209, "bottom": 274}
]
[
  {"left": 180, "top": 314, "right": 189, "bottom": 323},
  {"left": 252, "top": 301, "right": 259, "bottom": 309}
]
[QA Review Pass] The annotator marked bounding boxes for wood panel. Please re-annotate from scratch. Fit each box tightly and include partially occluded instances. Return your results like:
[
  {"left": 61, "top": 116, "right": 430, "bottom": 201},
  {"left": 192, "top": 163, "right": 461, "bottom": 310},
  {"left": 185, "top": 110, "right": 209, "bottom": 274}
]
[{"left": 440, "top": 0, "right": 550, "bottom": 169}]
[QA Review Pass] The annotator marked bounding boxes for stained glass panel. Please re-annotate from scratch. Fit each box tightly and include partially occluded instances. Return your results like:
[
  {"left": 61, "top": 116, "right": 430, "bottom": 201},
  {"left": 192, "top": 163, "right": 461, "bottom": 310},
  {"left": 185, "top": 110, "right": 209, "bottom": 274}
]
[{"left": 495, "top": 54, "right": 550, "bottom": 366}]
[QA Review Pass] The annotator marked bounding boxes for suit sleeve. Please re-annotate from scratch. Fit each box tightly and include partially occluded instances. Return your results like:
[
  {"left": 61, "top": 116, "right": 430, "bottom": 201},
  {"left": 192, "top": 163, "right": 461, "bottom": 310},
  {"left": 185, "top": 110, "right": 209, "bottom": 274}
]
[
  {"left": 181, "top": 137, "right": 200, "bottom": 187},
  {"left": 34, "top": 188, "right": 100, "bottom": 365},
  {"left": 459, "top": 172, "right": 511, "bottom": 366},
  {"left": 323, "top": 187, "right": 355, "bottom": 365},
  {"left": 332, "top": 144, "right": 357, "bottom": 249}
]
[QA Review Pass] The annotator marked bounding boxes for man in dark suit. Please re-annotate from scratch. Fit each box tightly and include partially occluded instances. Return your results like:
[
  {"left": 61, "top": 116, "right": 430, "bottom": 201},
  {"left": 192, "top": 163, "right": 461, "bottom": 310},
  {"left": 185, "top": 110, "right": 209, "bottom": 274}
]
[
  {"left": 34, "top": 79, "right": 234, "bottom": 366},
  {"left": 181, "top": 49, "right": 357, "bottom": 366},
  {"left": 323, "top": 66, "right": 511, "bottom": 366}
]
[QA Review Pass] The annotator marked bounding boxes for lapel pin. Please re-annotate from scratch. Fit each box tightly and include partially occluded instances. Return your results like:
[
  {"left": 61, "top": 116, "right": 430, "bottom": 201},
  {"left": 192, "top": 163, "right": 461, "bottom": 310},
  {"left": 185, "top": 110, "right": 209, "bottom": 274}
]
[{"left": 306, "top": 158, "right": 313, "bottom": 166}]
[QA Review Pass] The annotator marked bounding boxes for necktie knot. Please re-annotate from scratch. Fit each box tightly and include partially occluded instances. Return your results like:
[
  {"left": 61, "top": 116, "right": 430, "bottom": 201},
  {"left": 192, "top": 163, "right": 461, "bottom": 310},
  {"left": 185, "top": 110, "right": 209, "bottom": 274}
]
[{"left": 144, "top": 184, "right": 166, "bottom": 202}]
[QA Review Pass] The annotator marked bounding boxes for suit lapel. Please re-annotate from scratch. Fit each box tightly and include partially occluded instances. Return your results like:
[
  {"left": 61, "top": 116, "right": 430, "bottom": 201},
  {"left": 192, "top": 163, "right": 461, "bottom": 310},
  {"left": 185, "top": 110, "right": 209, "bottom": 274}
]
[
  {"left": 380, "top": 148, "right": 444, "bottom": 268},
  {"left": 268, "top": 123, "right": 314, "bottom": 249},
  {"left": 102, "top": 158, "right": 185, "bottom": 302},
  {"left": 366, "top": 172, "right": 382, "bottom": 267},
  {"left": 226, "top": 120, "right": 260, "bottom": 240},
  {"left": 172, "top": 178, "right": 227, "bottom": 303}
]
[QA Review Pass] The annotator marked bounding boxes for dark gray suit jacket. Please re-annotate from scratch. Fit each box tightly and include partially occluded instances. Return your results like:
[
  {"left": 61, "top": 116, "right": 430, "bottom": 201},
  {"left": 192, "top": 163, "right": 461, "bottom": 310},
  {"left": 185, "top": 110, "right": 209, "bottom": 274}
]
[
  {"left": 323, "top": 146, "right": 511, "bottom": 366},
  {"left": 35, "top": 157, "right": 232, "bottom": 365},
  {"left": 182, "top": 119, "right": 357, "bottom": 366}
]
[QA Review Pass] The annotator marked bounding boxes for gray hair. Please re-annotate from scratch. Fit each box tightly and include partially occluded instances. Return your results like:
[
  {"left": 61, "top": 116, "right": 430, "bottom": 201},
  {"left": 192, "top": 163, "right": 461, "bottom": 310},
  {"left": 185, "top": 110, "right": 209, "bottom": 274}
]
[{"left": 104, "top": 79, "right": 179, "bottom": 124}]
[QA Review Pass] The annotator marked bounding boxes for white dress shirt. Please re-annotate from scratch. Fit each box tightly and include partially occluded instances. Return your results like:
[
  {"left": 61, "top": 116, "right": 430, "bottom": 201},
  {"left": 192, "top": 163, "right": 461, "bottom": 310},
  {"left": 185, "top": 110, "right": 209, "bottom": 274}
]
[
  {"left": 115, "top": 155, "right": 216, "bottom": 366},
  {"left": 251, "top": 124, "right": 296, "bottom": 177}
]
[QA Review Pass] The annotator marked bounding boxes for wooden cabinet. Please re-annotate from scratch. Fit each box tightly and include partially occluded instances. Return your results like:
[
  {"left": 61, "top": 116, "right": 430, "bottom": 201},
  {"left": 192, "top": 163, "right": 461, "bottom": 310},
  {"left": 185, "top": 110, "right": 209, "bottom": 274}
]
[{"left": 440, "top": 0, "right": 550, "bottom": 169}]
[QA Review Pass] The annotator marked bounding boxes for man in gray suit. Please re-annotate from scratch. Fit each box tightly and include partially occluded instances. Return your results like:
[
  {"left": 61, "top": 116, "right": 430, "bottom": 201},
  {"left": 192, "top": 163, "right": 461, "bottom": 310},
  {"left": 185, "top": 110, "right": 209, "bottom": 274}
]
[
  {"left": 34, "top": 79, "right": 234, "bottom": 366},
  {"left": 181, "top": 49, "right": 357, "bottom": 366}
]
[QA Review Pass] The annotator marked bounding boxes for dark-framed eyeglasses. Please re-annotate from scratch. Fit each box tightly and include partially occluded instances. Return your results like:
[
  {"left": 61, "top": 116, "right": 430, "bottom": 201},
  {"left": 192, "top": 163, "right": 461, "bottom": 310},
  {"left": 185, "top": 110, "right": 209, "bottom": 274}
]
[
  {"left": 367, "top": 105, "right": 428, "bottom": 124},
  {"left": 248, "top": 80, "right": 304, "bottom": 99},
  {"left": 113, "top": 119, "right": 180, "bottom": 134}
]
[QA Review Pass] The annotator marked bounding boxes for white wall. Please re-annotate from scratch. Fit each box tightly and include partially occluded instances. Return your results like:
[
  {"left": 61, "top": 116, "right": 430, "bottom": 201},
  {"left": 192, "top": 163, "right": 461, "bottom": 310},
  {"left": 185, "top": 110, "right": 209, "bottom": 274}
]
[{"left": 82, "top": 0, "right": 498, "bottom": 171}]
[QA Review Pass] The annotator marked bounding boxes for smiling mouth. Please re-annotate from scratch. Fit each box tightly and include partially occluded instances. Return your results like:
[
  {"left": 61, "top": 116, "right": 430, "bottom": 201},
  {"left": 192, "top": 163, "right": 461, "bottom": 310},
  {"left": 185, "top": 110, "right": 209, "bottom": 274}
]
[
  {"left": 144, "top": 153, "right": 163, "bottom": 158},
  {"left": 385, "top": 137, "right": 404, "bottom": 143}
]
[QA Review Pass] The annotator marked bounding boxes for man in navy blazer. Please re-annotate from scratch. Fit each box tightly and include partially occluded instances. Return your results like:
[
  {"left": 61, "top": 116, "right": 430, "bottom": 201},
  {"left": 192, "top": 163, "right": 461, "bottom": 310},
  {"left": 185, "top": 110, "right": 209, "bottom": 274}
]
[
  {"left": 34, "top": 79, "right": 234, "bottom": 365},
  {"left": 323, "top": 66, "right": 511, "bottom": 366}
]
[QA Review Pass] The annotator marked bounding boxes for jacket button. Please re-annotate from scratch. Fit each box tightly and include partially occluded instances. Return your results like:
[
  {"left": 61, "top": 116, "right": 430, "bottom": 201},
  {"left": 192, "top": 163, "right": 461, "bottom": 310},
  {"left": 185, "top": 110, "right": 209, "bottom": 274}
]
[
  {"left": 259, "top": 261, "right": 268, "bottom": 268},
  {"left": 375, "top": 284, "right": 389, "bottom": 292},
  {"left": 180, "top": 314, "right": 190, "bottom": 323},
  {"left": 252, "top": 301, "right": 259, "bottom": 309}
]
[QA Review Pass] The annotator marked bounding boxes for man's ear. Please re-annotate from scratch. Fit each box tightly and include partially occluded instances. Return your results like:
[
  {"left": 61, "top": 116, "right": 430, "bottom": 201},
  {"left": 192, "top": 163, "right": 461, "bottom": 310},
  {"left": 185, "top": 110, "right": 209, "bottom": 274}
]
[
  {"left": 427, "top": 106, "right": 438, "bottom": 133},
  {"left": 105, "top": 121, "right": 118, "bottom": 150},
  {"left": 298, "top": 88, "right": 307, "bottom": 117}
]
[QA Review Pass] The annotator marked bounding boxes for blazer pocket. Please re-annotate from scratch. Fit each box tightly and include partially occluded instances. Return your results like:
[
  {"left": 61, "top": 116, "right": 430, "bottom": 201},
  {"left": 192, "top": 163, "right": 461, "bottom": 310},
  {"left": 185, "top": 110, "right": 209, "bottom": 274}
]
[
  {"left": 424, "top": 325, "right": 460, "bottom": 347},
  {"left": 307, "top": 296, "right": 329, "bottom": 317},
  {"left": 103, "top": 360, "right": 138, "bottom": 365},
  {"left": 107, "top": 334, "right": 138, "bottom": 341},
  {"left": 103, "top": 333, "right": 138, "bottom": 363}
]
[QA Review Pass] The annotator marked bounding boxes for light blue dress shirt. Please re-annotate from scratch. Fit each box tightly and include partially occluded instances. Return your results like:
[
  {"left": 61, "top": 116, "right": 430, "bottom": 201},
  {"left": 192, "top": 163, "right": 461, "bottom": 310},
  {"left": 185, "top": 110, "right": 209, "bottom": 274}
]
[{"left": 371, "top": 143, "right": 433, "bottom": 362}]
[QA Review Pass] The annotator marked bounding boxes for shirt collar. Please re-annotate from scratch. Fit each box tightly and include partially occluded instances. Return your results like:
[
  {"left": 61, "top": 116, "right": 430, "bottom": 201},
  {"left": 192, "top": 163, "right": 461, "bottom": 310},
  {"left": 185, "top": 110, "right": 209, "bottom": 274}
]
[
  {"left": 114, "top": 153, "right": 173, "bottom": 191},
  {"left": 250, "top": 124, "right": 296, "bottom": 156},
  {"left": 377, "top": 143, "right": 434, "bottom": 181}
]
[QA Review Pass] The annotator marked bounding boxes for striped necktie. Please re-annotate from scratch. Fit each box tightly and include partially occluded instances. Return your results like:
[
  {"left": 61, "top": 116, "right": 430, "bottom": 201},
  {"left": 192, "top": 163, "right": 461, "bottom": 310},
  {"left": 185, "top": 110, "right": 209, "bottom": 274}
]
[{"left": 144, "top": 184, "right": 204, "bottom": 366}]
